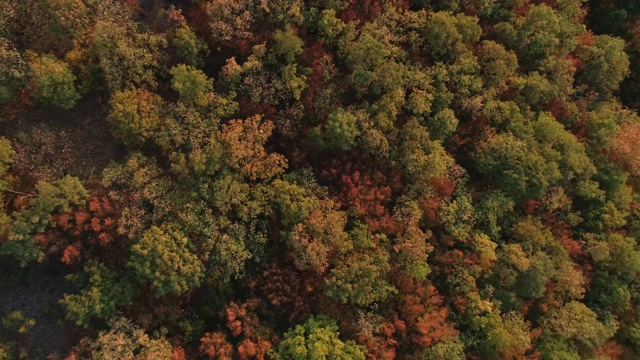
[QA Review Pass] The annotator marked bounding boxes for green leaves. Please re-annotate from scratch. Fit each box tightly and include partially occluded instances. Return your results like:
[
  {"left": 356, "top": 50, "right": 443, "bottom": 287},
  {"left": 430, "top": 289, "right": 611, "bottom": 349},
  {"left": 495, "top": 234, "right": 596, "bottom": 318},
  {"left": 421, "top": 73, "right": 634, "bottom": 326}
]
[
  {"left": 170, "top": 64, "right": 213, "bottom": 105},
  {"left": 273, "top": 25, "right": 304, "bottom": 64},
  {"left": 323, "top": 248, "right": 396, "bottom": 306},
  {"left": 30, "top": 54, "right": 80, "bottom": 109},
  {"left": 1, "top": 175, "right": 88, "bottom": 266},
  {"left": 474, "top": 132, "right": 560, "bottom": 200},
  {"left": 542, "top": 301, "right": 616, "bottom": 350},
  {"left": 276, "top": 316, "right": 366, "bottom": 360},
  {"left": 108, "top": 87, "right": 164, "bottom": 147},
  {"left": 128, "top": 225, "right": 204, "bottom": 298},
  {"left": 90, "top": 317, "right": 173, "bottom": 360},
  {"left": 92, "top": 20, "right": 166, "bottom": 92},
  {"left": 311, "top": 108, "right": 360, "bottom": 151},
  {"left": 60, "top": 261, "right": 137, "bottom": 327}
]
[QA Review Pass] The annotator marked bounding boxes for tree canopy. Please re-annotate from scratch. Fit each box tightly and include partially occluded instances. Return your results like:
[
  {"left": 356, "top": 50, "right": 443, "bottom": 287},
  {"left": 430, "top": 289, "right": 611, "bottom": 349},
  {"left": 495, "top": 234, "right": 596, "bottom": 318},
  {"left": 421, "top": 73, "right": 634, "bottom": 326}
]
[{"left": 1, "top": 1, "right": 640, "bottom": 359}]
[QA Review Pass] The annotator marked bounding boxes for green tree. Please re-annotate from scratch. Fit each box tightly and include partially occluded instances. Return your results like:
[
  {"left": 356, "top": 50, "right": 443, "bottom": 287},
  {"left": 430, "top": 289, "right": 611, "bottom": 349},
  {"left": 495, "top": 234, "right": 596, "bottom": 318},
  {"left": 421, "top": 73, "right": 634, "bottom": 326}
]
[
  {"left": 575, "top": 34, "right": 630, "bottom": 96},
  {"left": 1, "top": 175, "right": 88, "bottom": 266},
  {"left": 273, "top": 25, "right": 304, "bottom": 64},
  {"left": 536, "top": 331, "right": 580, "bottom": 360},
  {"left": 512, "top": 5, "right": 562, "bottom": 69},
  {"left": 287, "top": 200, "right": 350, "bottom": 273},
  {"left": 1, "top": 310, "right": 35, "bottom": 336},
  {"left": 91, "top": 20, "right": 166, "bottom": 92},
  {"left": 533, "top": 113, "right": 596, "bottom": 182},
  {"left": 128, "top": 224, "right": 205, "bottom": 298},
  {"left": 542, "top": 301, "right": 616, "bottom": 350},
  {"left": 275, "top": 315, "right": 366, "bottom": 360},
  {"left": 107, "top": 87, "right": 164, "bottom": 147},
  {"left": 393, "top": 201, "right": 433, "bottom": 280},
  {"left": 0, "top": 137, "right": 15, "bottom": 233},
  {"left": 421, "top": 12, "right": 464, "bottom": 62},
  {"left": 173, "top": 25, "right": 209, "bottom": 68},
  {"left": 427, "top": 109, "right": 458, "bottom": 141},
  {"left": 60, "top": 261, "right": 137, "bottom": 327},
  {"left": 170, "top": 64, "right": 213, "bottom": 105},
  {"left": 205, "top": 0, "right": 254, "bottom": 46},
  {"left": 324, "top": 248, "right": 396, "bottom": 306},
  {"left": 473, "top": 132, "right": 560, "bottom": 200},
  {"left": 481, "top": 312, "right": 532, "bottom": 359},
  {"left": 272, "top": 179, "right": 319, "bottom": 228},
  {"left": 30, "top": 54, "right": 80, "bottom": 109},
  {"left": 399, "top": 118, "right": 455, "bottom": 186},
  {"left": 90, "top": 317, "right": 173, "bottom": 360},
  {"left": 476, "top": 40, "right": 518, "bottom": 89},
  {"left": 310, "top": 108, "right": 360, "bottom": 151}
]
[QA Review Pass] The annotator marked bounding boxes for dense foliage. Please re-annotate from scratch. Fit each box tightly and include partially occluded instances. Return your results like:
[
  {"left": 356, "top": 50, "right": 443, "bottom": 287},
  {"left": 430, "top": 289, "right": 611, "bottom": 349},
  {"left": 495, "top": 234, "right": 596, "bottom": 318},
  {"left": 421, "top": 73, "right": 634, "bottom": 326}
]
[{"left": 1, "top": 0, "right": 640, "bottom": 359}]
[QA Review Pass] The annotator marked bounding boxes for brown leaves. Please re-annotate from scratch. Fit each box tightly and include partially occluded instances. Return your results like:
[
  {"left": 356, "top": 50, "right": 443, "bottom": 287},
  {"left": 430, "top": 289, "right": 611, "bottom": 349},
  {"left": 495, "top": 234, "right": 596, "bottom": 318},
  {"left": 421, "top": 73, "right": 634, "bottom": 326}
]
[
  {"left": 220, "top": 116, "right": 287, "bottom": 181},
  {"left": 394, "top": 274, "right": 459, "bottom": 350},
  {"left": 611, "top": 122, "right": 640, "bottom": 176},
  {"left": 200, "top": 332, "right": 233, "bottom": 360}
]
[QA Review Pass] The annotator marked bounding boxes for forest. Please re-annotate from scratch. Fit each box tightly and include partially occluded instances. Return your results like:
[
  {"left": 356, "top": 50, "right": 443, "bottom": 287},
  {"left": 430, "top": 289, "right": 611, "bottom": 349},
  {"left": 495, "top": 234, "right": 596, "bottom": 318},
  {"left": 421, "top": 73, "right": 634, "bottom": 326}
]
[{"left": 1, "top": 0, "right": 640, "bottom": 359}]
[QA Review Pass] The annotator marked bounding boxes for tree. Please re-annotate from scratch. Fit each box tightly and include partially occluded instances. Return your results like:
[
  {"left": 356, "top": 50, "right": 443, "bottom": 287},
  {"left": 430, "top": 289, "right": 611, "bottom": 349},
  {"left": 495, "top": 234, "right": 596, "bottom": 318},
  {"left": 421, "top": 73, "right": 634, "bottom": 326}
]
[
  {"left": 480, "top": 312, "right": 532, "bottom": 359},
  {"left": 421, "top": 12, "right": 464, "bottom": 62},
  {"left": 30, "top": 54, "right": 80, "bottom": 109},
  {"left": 533, "top": 113, "right": 596, "bottom": 183},
  {"left": 107, "top": 87, "right": 164, "bottom": 147},
  {"left": 200, "top": 332, "right": 233, "bottom": 360},
  {"left": 476, "top": 40, "right": 518, "bottom": 89},
  {"left": 275, "top": 315, "right": 366, "bottom": 360},
  {"left": 310, "top": 108, "right": 360, "bottom": 151},
  {"left": 90, "top": 317, "right": 173, "bottom": 360},
  {"left": 542, "top": 301, "right": 616, "bottom": 351},
  {"left": 220, "top": 115, "right": 288, "bottom": 181},
  {"left": 1, "top": 175, "right": 88, "bottom": 266},
  {"left": 272, "top": 25, "right": 303, "bottom": 64},
  {"left": 128, "top": 224, "right": 205, "bottom": 298},
  {"left": 399, "top": 118, "right": 455, "bottom": 185},
  {"left": 575, "top": 35, "right": 630, "bottom": 96},
  {"left": 205, "top": 0, "right": 254, "bottom": 46},
  {"left": 324, "top": 247, "right": 396, "bottom": 306},
  {"left": 512, "top": 5, "right": 563, "bottom": 69},
  {"left": 286, "top": 200, "right": 350, "bottom": 273},
  {"left": 473, "top": 132, "right": 560, "bottom": 200},
  {"left": 60, "top": 261, "right": 137, "bottom": 327},
  {"left": 91, "top": 20, "right": 166, "bottom": 92},
  {"left": 392, "top": 201, "right": 433, "bottom": 280},
  {"left": 0, "top": 38, "right": 27, "bottom": 104},
  {"left": 537, "top": 331, "right": 580, "bottom": 360},
  {"left": 0, "top": 137, "right": 15, "bottom": 233},
  {"left": 170, "top": 64, "right": 213, "bottom": 105},
  {"left": 173, "top": 25, "right": 209, "bottom": 68},
  {"left": 611, "top": 121, "right": 640, "bottom": 176}
]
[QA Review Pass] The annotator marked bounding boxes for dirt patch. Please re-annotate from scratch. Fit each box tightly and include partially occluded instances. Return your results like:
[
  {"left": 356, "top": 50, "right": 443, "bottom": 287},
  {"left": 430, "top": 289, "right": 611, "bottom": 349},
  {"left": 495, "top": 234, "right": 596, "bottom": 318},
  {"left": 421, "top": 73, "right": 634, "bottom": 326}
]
[
  {"left": 0, "top": 262, "right": 78, "bottom": 358},
  {"left": 1, "top": 96, "right": 126, "bottom": 188}
]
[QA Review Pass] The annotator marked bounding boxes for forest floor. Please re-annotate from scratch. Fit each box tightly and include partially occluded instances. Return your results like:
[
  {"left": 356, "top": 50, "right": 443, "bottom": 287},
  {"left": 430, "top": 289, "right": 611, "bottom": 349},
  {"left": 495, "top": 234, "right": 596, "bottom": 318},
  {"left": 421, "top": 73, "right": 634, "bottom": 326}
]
[
  {"left": 0, "top": 96, "right": 123, "bottom": 358},
  {"left": 1, "top": 96, "right": 124, "bottom": 187},
  {"left": 0, "top": 262, "right": 76, "bottom": 358}
]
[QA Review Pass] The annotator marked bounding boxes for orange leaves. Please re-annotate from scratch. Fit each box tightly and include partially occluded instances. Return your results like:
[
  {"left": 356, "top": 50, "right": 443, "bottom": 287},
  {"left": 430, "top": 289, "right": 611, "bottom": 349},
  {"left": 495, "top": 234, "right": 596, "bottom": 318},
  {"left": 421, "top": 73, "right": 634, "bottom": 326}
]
[
  {"left": 200, "top": 332, "right": 233, "bottom": 360},
  {"left": 252, "top": 265, "right": 311, "bottom": 321},
  {"left": 220, "top": 116, "right": 287, "bottom": 181},
  {"left": 323, "top": 162, "right": 398, "bottom": 234},
  {"left": 226, "top": 302, "right": 249, "bottom": 337},
  {"left": 205, "top": 299, "right": 274, "bottom": 360},
  {"left": 237, "top": 337, "right": 271, "bottom": 360},
  {"left": 394, "top": 275, "right": 459, "bottom": 350},
  {"left": 61, "top": 242, "right": 81, "bottom": 265},
  {"left": 43, "top": 194, "right": 120, "bottom": 265},
  {"left": 611, "top": 122, "right": 640, "bottom": 176}
]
